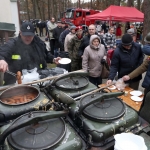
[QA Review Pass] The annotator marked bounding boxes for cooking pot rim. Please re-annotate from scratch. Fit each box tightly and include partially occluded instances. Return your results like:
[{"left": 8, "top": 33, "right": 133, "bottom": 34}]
[{"left": 0, "top": 85, "right": 40, "bottom": 106}]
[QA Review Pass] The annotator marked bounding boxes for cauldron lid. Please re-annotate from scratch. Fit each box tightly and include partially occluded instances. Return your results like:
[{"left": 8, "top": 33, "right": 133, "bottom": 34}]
[
  {"left": 55, "top": 76, "right": 89, "bottom": 90},
  {"left": 7, "top": 112, "right": 66, "bottom": 150},
  {"left": 82, "top": 93, "right": 125, "bottom": 122}
]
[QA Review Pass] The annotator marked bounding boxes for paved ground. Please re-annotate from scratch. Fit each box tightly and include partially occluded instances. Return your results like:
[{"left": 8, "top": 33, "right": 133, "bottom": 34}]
[{"left": 39, "top": 36, "right": 145, "bottom": 93}]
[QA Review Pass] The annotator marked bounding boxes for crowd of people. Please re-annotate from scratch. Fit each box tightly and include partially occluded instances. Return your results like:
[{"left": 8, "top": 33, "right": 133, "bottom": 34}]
[{"left": 1, "top": 17, "right": 149, "bottom": 97}]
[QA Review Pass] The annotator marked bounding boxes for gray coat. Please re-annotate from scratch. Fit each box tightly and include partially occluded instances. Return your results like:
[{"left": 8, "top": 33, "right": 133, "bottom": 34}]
[{"left": 82, "top": 35, "right": 106, "bottom": 77}]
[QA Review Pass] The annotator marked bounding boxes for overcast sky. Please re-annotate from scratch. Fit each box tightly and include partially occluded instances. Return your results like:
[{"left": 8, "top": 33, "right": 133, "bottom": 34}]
[{"left": 72, "top": 0, "right": 89, "bottom": 3}]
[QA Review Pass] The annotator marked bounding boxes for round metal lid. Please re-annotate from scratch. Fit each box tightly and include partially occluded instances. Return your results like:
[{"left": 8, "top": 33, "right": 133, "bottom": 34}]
[
  {"left": 7, "top": 112, "right": 66, "bottom": 150},
  {"left": 82, "top": 93, "right": 125, "bottom": 122},
  {"left": 55, "top": 76, "right": 89, "bottom": 90}
]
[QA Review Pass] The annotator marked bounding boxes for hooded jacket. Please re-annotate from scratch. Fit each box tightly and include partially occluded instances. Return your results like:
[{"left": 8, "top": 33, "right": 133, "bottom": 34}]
[
  {"left": 82, "top": 35, "right": 106, "bottom": 77},
  {"left": 78, "top": 32, "right": 106, "bottom": 57}
]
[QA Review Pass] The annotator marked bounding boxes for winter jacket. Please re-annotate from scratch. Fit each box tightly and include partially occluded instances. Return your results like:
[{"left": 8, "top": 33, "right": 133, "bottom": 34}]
[
  {"left": 128, "top": 44, "right": 150, "bottom": 88},
  {"left": 64, "top": 32, "right": 75, "bottom": 52},
  {"left": 78, "top": 33, "right": 106, "bottom": 57},
  {"left": 0, "top": 35, "right": 54, "bottom": 85},
  {"left": 108, "top": 42, "right": 143, "bottom": 83},
  {"left": 47, "top": 21, "right": 57, "bottom": 39},
  {"left": 59, "top": 28, "right": 70, "bottom": 51},
  {"left": 82, "top": 35, "right": 106, "bottom": 77},
  {"left": 128, "top": 58, "right": 148, "bottom": 87},
  {"left": 103, "top": 32, "right": 116, "bottom": 47},
  {"left": 68, "top": 35, "right": 83, "bottom": 60},
  {"left": 53, "top": 26, "right": 63, "bottom": 49}
]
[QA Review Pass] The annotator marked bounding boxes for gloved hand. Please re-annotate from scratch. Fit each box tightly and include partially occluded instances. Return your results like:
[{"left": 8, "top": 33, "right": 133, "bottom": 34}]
[{"left": 101, "top": 59, "right": 106, "bottom": 64}]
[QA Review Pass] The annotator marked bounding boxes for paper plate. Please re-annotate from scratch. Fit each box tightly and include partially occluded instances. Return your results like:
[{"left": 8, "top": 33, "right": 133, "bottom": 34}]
[
  {"left": 58, "top": 58, "right": 71, "bottom": 64},
  {"left": 108, "top": 85, "right": 116, "bottom": 90},
  {"left": 130, "top": 90, "right": 142, "bottom": 97},
  {"left": 131, "top": 96, "right": 143, "bottom": 102}
]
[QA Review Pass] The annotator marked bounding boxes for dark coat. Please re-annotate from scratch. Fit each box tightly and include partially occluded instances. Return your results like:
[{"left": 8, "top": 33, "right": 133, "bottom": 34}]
[
  {"left": 59, "top": 29, "right": 70, "bottom": 51},
  {"left": 108, "top": 42, "right": 143, "bottom": 83},
  {"left": 0, "top": 35, "right": 54, "bottom": 85},
  {"left": 53, "top": 26, "right": 63, "bottom": 49},
  {"left": 142, "top": 44, "right": 150, "bottom": 88},
  {"left": 78, "top": 33, "right": 106, "bottom": 57}
]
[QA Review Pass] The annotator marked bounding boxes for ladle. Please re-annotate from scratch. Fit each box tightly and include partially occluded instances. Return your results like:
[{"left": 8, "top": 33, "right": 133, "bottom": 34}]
[{"left": 6, "top": 70, "right": 17, "bottom": 77}]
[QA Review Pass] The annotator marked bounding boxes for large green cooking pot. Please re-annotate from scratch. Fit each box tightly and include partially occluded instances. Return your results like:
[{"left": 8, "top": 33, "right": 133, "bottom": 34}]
[
  {"left": 0, "top": 111, "right": 85, "bottom": 150},
  {"left": 0, "top": 85, "right": 50, "bottom": 123}
]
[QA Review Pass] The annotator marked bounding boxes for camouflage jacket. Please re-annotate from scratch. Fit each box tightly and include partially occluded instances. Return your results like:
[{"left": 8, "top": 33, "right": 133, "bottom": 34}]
[{"left": 68, "top": 35, "right": 83, "bottom": 60}]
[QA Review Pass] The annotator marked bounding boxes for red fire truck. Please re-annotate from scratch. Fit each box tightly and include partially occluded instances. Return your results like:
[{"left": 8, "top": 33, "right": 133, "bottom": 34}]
[{"left": 61, "top": 8, "right": 100, "bottom": 26}]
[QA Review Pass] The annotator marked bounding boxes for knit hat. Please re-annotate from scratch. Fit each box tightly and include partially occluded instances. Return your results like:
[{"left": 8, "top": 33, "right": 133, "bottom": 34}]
[
  {"left": 127, "top": 28, "right": 136, "bottom": 36},
  {"left": 144, "top": 32, "right": 150, "bottom": 43},
  {"left": 66, "top": 22, "right": 74, "bottom": 26},
  {"left": 121, "top": 34, "right": 133, "bottom": 46},
  {"left": 21, "top": 22, "right": 35, "bottom": 36},
  {"left": 70, "top": 25, "right": 76, "bottom": 30},
  {"left": 75, "top": 26, "right": 83, "bottom": 31}
]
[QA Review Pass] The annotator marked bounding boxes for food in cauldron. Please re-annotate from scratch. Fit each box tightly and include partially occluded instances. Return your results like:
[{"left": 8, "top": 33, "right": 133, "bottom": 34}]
[{"left": 1, "top": 92, "right": 37, "bottom": 105}]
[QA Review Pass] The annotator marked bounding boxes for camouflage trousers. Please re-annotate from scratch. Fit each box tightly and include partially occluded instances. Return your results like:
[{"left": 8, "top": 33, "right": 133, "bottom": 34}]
[{"left": 71, "top": 59, "right": 82, "bottom": 72}]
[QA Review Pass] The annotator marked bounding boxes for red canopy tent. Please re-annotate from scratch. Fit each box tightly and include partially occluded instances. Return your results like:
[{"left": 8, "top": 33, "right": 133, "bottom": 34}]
[{"left": 86, "top": 5, "right": 144, "bottom": 22}]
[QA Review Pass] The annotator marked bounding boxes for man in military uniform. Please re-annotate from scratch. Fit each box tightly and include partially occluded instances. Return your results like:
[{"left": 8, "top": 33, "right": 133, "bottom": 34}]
[
  {"left": 0, "top": 22, "right": 60, "bottom": 85},
  {"left": 68, "top": 26, "right": 83, "bottom": 71}
]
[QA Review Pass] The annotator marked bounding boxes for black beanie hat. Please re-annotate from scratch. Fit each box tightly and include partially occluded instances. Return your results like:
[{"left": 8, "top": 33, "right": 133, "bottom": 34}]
[{"left": 121, "top": 34, "right": 133, "bottom": 45}]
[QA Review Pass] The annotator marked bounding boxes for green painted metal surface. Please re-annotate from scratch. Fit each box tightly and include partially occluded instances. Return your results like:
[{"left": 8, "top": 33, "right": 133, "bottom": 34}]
[
  {"left": 139, "top": 132, "right": 150, "bottom": 150},
  {"left": 49, "top": 82, "right": 97, "bottom": 102},
  {"left": 0, "top": 120, "right": 84, "bottom": 150},
  {"left": 0, "top": 22, "right": 15, "bottom": 31},
  {"left": 69, "top": 100, "right": 139, "bottom": 145}
]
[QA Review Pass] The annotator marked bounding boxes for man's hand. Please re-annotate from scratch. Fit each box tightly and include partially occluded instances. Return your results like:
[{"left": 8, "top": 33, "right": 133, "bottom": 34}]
[
  {"left": 0, "top": 60, "right": 8, "bottom": 72},
  {"left": 53, "top": 57, "right": 61, "bottom": 64},
  {"left": 122, "top": 75, "right": 130, "bottom": 81},
  {"left": 106, "top": 79, "right": 112, "bottom": 85}
]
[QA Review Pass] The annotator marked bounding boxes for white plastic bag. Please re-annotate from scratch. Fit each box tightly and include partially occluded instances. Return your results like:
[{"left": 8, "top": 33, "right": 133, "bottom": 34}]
[
  {"left": 21, "top": 68, "right": 40, "bottom": 84},
  {"left": 115, "top": 78, "right": 126, "bottom": 90},
  {"left": 114, "top": 133, "right": 147, "bottom": 150}
]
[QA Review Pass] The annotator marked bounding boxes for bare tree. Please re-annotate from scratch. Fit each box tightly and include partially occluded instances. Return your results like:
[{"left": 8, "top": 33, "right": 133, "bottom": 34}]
[
  {"left": 31, "top": 0, "right": 36, "bottom": 19},
  {"left": 42, "top": 0, "right": 45, "bottom": 21},
  {"left": 48, "top": 0, "right": 50, "bottom": 19},
  {"left": 36, "top": 0, "right": 42, "bottom": 19},
  {"left": 25, "top": 0, "right": 30, "bottom": 20},
  {"left": 114, "top": 0, "right": 122, "bottom": 6},
  {"left": 90, "top": 0, "right": 93, "bottom": 9},
  {"left": 141, "top": 0, "right": 150, "bottom": 43},
  {"left": 127, "top": 0, "right": 134, "bottom": 6},
  {"left": 137, "top": 0, "right": 141, "bottom": 10}
]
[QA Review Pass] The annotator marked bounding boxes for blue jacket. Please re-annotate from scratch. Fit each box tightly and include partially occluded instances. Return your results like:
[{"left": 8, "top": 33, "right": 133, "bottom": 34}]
[
  {"left": 108, "top": 42, "right": 143, "bottom": 83},
  {"left": 59, "top": 29, "right": 70, "bottom": 51},
  {"left": 142, "top": 44, "right": 150, "bottom": 88}
]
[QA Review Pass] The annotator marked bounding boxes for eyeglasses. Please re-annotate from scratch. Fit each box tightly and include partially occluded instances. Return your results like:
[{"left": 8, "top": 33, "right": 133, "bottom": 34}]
[{"left": 89, "top": 29, "right": 95, "bottom": 30}]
